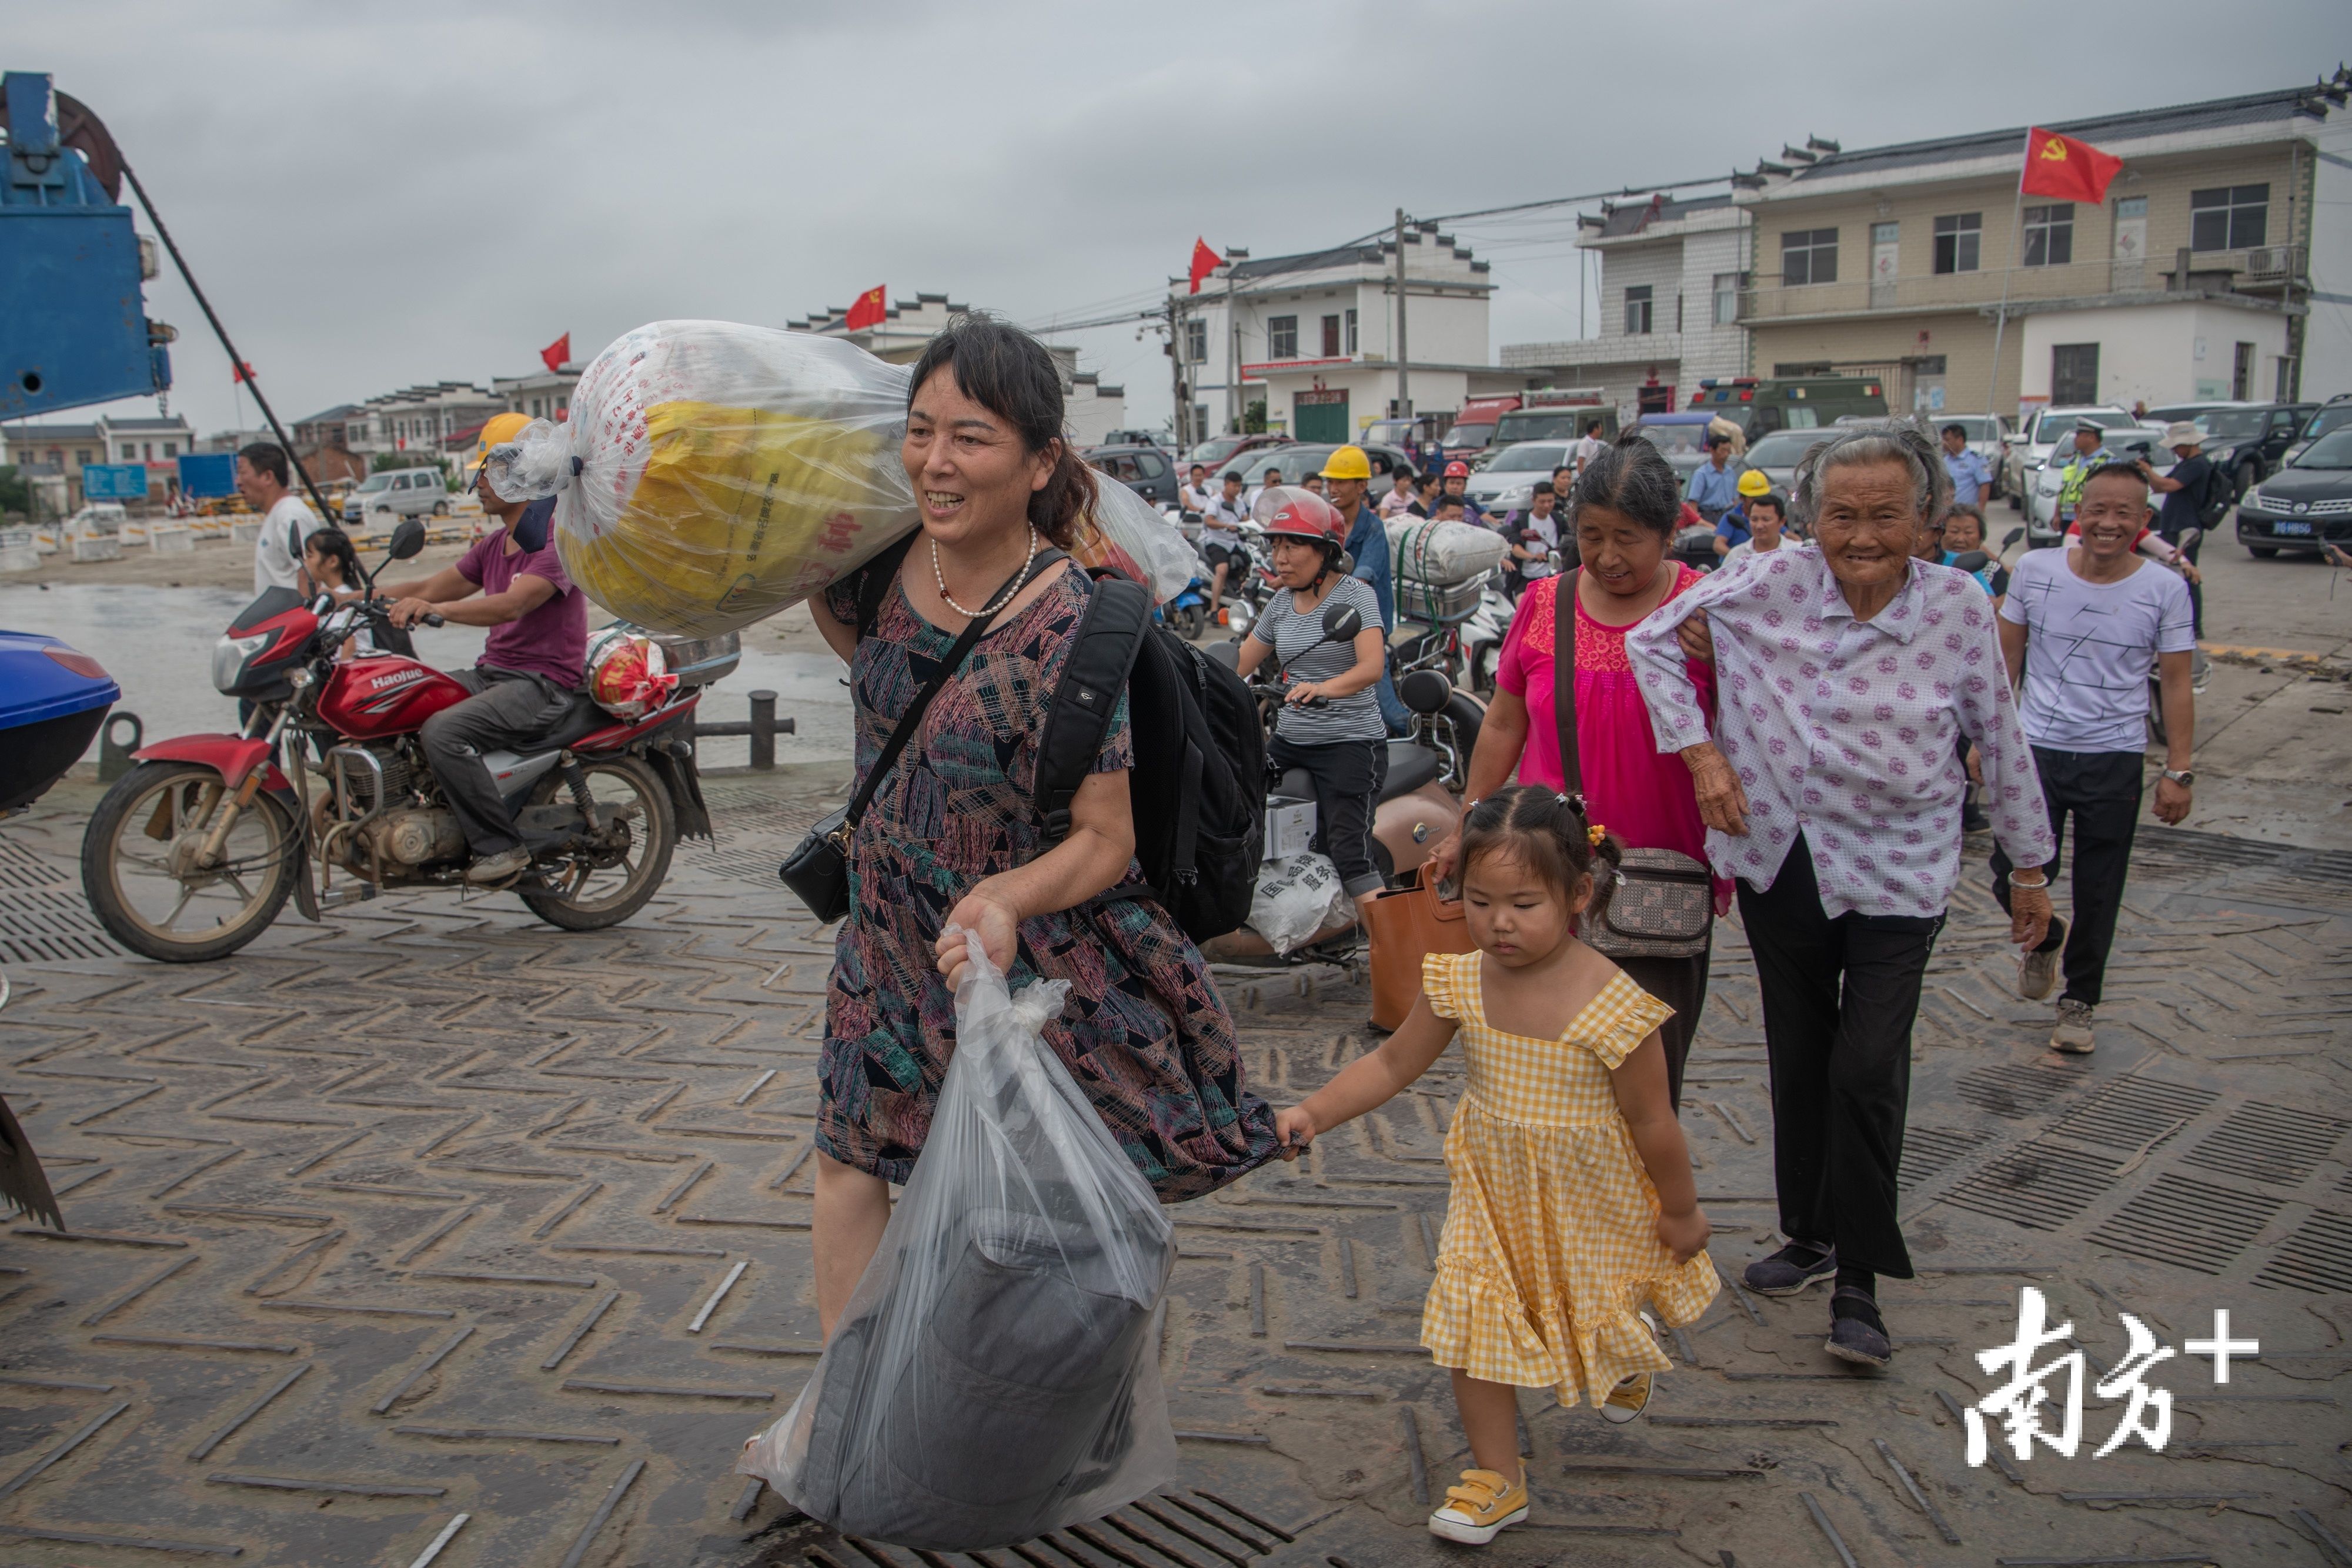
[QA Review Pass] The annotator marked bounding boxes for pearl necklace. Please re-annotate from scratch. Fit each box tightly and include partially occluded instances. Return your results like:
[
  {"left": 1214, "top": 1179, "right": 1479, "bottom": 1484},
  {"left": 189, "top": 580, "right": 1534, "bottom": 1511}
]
[{"left": 931, "top": 525, "right": 1040, "bottom": 619}]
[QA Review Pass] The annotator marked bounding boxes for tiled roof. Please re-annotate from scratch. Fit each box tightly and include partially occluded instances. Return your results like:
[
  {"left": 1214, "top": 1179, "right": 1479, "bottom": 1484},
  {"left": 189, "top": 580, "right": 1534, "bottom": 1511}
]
[
  {"left": 1789, "top": 85, "right": 2336, "bottom": 183},
  {"left": 1593, "top": 192, "right": 1734, "bottom": 238}
]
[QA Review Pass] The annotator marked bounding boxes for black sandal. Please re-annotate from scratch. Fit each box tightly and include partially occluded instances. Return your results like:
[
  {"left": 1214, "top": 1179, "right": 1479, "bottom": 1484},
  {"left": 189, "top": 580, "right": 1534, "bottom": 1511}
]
[{"left": 1825, "top": 1286, "right": 1892, "bottom": 1369}]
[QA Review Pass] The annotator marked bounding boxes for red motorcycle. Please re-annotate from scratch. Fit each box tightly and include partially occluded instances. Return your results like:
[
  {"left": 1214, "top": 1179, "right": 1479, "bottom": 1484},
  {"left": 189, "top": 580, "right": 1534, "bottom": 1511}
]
[{"left": 81, "top": 520, "right": 711, "bottom": 962}]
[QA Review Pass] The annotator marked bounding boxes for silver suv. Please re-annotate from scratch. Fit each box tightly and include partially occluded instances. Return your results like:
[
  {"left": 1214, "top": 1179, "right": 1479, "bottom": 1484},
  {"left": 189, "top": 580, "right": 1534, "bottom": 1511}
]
[{"left": 342, "top": 467, "right": 452, "bottom": 526}]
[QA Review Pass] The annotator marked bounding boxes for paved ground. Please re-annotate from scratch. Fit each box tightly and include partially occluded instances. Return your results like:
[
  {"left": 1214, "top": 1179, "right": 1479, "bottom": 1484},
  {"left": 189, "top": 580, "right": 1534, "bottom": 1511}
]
[{"left": 2, "top": 756, "right": 2348, "bottom": 1568}]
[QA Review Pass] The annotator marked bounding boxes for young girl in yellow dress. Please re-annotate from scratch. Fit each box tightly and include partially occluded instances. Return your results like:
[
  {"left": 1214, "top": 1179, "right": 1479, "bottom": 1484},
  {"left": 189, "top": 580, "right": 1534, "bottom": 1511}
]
[{"left": 1275, "top": 786, "right": 1716, "bottom": 1546}]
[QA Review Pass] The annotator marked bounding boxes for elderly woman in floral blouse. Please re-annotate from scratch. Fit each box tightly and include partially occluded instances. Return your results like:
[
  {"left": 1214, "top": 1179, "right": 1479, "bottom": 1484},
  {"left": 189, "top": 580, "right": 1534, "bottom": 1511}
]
[{"left": 1625, "top": 426, "right": 2054, "bottom": 1369}]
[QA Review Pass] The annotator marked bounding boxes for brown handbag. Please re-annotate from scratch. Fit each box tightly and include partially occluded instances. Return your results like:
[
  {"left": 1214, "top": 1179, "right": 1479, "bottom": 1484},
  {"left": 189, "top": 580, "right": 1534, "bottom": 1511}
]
[
  {"left": 1364, "top": 870, "right": 1476, "bottom": 1032},
  {"left": 1555, "top": 571, "right": 1715, "bottom": 959}
]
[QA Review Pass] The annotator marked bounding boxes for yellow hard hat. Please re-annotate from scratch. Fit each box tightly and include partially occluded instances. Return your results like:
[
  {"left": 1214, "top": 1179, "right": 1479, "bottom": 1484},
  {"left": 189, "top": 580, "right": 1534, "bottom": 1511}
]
[
  {"left": 472, "top": 412, "right": 533, "bottom": 467},
  {"left": 1736, "top": 467, "right": 1772, "bottom": 498},
  {"left": 1319, "top": 444, "right": 1372, "bottom": 482}
]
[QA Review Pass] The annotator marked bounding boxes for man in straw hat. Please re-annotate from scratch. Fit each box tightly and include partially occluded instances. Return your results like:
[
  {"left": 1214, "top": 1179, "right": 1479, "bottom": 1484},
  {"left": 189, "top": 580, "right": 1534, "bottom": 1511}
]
[{"left": 2139, "top": 420, "right": 2216, "bottom": 637}]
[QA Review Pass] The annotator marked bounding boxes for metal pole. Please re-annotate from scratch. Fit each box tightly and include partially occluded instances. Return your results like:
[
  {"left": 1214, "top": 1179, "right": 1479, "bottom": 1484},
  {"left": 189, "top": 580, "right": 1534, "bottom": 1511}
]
[
  {"left": 1167, "top": 296, "right": 1189, "bottom": 450},
  {"left": 1984, "top": 133, "right": 2029, "bottom": 419},
  {"left": 1232, "top": 266, "right": 1251, "bottom": 432},
  {"left": 1394, "top": 208, "right": 1412, "bottom": 420},
  {"left": 116, "top": 162, "right": 332, "bottom": 523}
]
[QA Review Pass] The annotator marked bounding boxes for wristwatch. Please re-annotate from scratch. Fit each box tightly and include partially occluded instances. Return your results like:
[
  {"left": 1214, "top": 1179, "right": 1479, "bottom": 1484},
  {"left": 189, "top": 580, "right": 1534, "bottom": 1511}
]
[{"left": 2162, "top": 768, "right": 2196, "bottom": 788}]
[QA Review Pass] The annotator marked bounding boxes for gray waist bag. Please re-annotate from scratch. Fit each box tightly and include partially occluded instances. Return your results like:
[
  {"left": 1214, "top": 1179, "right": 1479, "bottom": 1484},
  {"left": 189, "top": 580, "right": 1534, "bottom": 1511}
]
[{"left": 739, "top": 948, "right": 1177, "bottom": 1552}]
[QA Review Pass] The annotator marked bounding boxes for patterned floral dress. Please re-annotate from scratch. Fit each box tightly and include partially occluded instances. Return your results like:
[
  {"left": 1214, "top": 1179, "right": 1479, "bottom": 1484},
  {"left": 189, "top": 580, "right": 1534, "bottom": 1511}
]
[
  {"left": 818, "top": 566, "right": 1278, "bottom": 1201},
  {"left": 1418, "top": 951, "right": 1719, "bottom": 1405}
]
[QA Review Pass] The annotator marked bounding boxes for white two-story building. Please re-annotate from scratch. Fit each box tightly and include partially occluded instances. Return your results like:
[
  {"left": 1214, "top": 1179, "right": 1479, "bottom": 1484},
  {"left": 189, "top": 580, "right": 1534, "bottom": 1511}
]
[
  {"left": 1501, "top": 192, "right": 1753, "bottom": 423},
  {"left": 1174, "top": 227, "right": 1519, "bottom": 446}
]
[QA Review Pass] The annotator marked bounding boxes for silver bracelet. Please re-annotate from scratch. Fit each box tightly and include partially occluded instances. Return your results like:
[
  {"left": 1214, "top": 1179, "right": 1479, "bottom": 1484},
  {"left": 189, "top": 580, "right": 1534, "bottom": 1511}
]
[{"left": 2008, "top": 872, "right": 2050, "bottom": 890}]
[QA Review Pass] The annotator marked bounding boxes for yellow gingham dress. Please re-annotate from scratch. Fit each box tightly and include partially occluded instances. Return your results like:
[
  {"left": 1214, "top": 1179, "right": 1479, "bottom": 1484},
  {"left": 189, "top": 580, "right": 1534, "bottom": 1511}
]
[{"left": 1418, "top": 951, "right": 1719, "bottom": 1405}]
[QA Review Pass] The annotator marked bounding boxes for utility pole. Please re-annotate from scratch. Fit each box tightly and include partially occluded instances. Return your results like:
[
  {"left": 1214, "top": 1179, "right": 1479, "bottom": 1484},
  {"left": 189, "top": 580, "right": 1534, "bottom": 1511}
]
[
  {"left": 1165, "top": 294, "right": 1190, "bottom": 450},
  {"left": 1394, "top": 208, "right": 1411, "bottom": 421},
  {"left": 1225, "top": 267, "right": 1241, "bottom": 434}
]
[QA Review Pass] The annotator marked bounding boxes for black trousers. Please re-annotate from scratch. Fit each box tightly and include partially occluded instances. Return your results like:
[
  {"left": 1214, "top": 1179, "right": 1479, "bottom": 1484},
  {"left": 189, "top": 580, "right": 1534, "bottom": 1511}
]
[
  {"left": 1736, "top": 834, "right": 1942, "bottom": 1280},
  {"left": 417, "top": 668, "right": 576, "bottom": 855},
  {"left": 1617, "top": 931, "right": 1711, "bottom": 1113},
  {"left": 1990, "top": 747, "right": 2141, "bottom": 1008},
  {"left": 1268, "top": 735, "right": 1387, "bottom": 900}
]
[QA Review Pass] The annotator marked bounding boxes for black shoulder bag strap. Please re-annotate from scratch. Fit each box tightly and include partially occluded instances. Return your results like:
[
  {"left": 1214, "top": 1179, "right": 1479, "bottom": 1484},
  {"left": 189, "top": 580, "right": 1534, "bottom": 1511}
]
[
  {"left": 837, "top": 547, "right": 1068, "bottom": 841},
  {"left": 1553, "top": 569, "right": 1587, "bottom": 806},
  {"left": 853, "top": 532, "right": 921, "bottom": 641},
  {"left": 1033, "top": 570, "right": 1152, "bottom": 842}
]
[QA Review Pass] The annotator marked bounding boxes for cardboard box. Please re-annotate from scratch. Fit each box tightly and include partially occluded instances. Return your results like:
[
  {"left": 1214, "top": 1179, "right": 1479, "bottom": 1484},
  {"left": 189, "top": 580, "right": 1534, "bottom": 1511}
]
[{"left": 1264, "top": 795, "right": 1318, "bottom": 862}]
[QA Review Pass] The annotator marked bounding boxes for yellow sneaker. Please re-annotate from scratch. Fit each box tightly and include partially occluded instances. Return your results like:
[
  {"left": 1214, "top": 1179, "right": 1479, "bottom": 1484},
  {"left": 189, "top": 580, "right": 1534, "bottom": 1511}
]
[
  {"left": 1428, "top": 1467, "right": 1529, "bottom": 1544},
  {"left": 1601, "top": 1370, "right": 1653, "bottom": 1423}
]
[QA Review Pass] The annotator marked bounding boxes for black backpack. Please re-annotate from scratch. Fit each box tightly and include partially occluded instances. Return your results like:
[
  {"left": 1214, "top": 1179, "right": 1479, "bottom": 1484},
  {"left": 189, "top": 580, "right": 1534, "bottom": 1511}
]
[{"left": 848, "top": 540, "right": 1264, "bottom": 943}]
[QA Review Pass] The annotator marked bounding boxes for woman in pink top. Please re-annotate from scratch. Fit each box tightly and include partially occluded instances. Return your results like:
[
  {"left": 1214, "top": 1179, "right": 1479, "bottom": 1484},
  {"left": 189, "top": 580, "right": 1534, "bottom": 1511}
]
[{"left": 1431, "top": 436, "right": 1725, "bottom": 1107}]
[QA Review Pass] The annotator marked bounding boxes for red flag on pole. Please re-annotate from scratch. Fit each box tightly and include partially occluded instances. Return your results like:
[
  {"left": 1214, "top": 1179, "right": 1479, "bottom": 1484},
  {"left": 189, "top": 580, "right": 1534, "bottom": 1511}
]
[
  {"left": 1187, "top": 238, "right": 1221, "bottom": 295},
  {"left": 540, "top": 333, "right": 570, "bottom": 373},
  {"left": 2019, "top": 128, "right": 2123, "bottom": 205},
  {"left": 232, "top": 361, "right": 255, "bottom": 383},
  {"left": 844, "top": 286, "right": 887, "bottom": 331}
]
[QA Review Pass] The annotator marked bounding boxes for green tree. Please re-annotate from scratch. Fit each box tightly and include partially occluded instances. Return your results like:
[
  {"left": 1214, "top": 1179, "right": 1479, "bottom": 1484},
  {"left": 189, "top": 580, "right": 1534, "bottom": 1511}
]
[
  {"left": 1242, "top": 399, "right": 1268, "bottom": 435},
  {"left": 0, "top": 464, "right": 29, "bottom": 519}
]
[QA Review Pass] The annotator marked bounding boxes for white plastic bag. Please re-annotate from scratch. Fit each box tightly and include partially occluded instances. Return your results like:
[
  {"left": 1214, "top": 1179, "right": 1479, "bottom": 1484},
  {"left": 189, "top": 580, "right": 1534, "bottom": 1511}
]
[
  {"left": 487, "top": 321, "right": 920, "bottom": 640},
  {"left": 1385, "top": 514, "right": 1509, "bottom": 585},
  {"left": 1249, "top": 852, "right": 1349, "bottom": 954},
  {"left": 1075, "top": 476, "right": 1199, "bottom": 603},
  {"left": 739, "top": 937, "right": 1176, "bottom": 1550}
]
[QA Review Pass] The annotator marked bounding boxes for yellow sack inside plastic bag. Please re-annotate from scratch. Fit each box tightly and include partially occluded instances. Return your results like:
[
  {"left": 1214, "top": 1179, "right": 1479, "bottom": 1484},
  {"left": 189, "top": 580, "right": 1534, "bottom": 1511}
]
[
  {"left": 488, "top": 320, "right": 920, "bottom": 640},
  {"left": 563, "top": 399, "right": 907, "bottom": 636}
]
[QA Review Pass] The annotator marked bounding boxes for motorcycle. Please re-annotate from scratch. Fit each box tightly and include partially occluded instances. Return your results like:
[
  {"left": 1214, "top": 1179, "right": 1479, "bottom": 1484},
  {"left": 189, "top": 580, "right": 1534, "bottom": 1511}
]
[
  {"left": 80, "top": 519, "right": 715, "bottom": 964},
  {"left": 1196, "top": 600, "right": 1474, "bottom": 965}
]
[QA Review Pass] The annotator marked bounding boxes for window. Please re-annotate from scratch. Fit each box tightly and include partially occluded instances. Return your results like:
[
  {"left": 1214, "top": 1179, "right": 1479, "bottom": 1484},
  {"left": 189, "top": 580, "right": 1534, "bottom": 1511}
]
[
  {"left": 1135, "top": 453, "right": 1167, "bottom": 479},
  {"left": 1932, "top": 212, "right": 1981, "bottom": 274},
  {"left": 2022, "top": 203, "right": 2073, "bottom": 267},
  {"left": 1713, "top": 272, "right": 1739, "bottom": 325},
  {"left": 556, "top": 397, "right": 568, "bottom": 416},
  {"left": 75, "top": 448, "right": 91, "bottom": 465},
  {"left": 1781, "top": 228, "right": 1838, "bottom": 285},
  {"left": 2052, "top": 343, "right": 2099, "bottom": 406},
  {"left": 163, "top": 442, "right": 177, "bottom": 457},
  {"left": 2231, "top": 342, "right": 2254, "bottom": 401},
  {"left": 2190, "top": 185, "right": 2267, "bottom": 251},
  {"left": 1321, "top": 314, "right": 1341, "bottom": 357},
  {"left": 120, "top": 443, "right": 136, "bottom": 459},
  {"left": 1344, "top": 307, "right": 1358, "bottom": 353},
  {"left": 1268, "top": 315, "right": 1297, "bottom": 359},
  {"left": 1624, "top": 285, "right": 1653, "bottom": 335},
  {"left": 1183, "top": 318, "right": 1207, "bottom": 364}
]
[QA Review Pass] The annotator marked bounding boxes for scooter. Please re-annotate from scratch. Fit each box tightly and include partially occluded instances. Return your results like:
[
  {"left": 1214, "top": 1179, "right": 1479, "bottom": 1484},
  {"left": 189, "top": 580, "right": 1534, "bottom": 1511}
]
[{"left": 1196, "top": 600, "right": 1471, "bottom": 965}]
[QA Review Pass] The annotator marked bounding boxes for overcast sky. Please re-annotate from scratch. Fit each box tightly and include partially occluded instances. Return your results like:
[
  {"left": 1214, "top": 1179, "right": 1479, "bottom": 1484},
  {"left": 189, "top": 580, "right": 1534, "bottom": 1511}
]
[{"left": 15, "top": 1, "right": 2347, "bottom": 440}]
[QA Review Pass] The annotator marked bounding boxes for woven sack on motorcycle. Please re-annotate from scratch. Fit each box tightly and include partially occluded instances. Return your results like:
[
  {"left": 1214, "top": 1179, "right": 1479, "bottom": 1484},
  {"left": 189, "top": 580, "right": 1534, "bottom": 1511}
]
[
  {"left": 1364, "top": 870, "right": 1476, "bottom": 1031},
  {"left": 1384, "top": 516, "right": 1509, "bottom": 585},
  {"left": 738, "top": 942, "right": 1176, "bottom": 1550},
  {"left": 1585, "top": 847, "right": 1712, "bottom": 960}
]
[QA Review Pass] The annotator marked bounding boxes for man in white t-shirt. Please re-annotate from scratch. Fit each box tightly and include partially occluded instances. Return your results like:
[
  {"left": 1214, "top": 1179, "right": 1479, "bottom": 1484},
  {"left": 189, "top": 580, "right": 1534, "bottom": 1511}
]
[
  {"left": 1993, "top": 462, "right": 2196, "bottom": 1054},
  {"left": 1571, "top": 417, "right": 1607, "bottom": 475},
  {"left": 1178, "top": 462, "right": 1214, "bottom": 516},
  {"left": 1200, "top": 470, "right": 1249, "bottom": 608},
  {"left": 236, "top": 442, "right": 323, "bottom": 596}
]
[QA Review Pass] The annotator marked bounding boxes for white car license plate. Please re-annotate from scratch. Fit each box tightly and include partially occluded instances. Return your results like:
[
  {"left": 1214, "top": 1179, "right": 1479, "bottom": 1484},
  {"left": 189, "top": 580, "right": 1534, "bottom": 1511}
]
[{"left": 2274, "top": 520, "right": 2313, "bottom": 536}]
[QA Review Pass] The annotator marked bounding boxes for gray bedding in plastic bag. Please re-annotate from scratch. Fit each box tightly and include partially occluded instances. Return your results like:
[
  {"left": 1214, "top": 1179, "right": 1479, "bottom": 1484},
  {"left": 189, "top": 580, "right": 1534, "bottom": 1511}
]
[{"left": 739, "top": 941, "right": 1177, "bottom": 1550}]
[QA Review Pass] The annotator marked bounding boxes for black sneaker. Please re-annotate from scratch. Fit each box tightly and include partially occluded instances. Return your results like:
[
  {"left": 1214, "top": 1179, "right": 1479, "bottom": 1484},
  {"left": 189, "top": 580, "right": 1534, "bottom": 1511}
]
[
  {"left": 1962, "top": 804, "right": 1990, "bottom": 833},
  {"left": 1743, "top": 1241, "right": 1836, "bottom": 1296},
  {"left": 1825, "top": 1288, "right": 1892, "bottom": 1368}
]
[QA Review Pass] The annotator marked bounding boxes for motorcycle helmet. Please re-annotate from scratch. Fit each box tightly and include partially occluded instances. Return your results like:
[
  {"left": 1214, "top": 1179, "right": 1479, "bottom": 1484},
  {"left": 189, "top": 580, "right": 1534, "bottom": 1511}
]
[
  {"left": 1257, "top": 489, "right": 1353, "bottom": 576},
  {"left": 1444, "top": 460, "right": 1471, "bottom": 479}
]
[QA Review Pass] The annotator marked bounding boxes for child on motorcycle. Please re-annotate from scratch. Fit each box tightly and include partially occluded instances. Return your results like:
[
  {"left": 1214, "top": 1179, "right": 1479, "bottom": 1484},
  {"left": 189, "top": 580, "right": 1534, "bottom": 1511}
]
[{"left": 1234, "top": 492, "right": 1392, "bottom": 921}]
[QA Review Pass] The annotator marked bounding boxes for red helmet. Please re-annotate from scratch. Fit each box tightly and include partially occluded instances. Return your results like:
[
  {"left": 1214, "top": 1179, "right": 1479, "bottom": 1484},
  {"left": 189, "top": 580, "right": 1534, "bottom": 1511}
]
[
  {"left": 1444, "top": 460, "right": 1471, "bottom": 478},
  {"left": 1259, "top": 490, "right": 1348, "bottom": 549}
]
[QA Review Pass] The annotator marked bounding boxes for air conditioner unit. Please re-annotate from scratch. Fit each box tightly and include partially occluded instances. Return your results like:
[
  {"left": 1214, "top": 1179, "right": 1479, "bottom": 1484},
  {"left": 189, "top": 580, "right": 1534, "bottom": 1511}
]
[{"left": 2244, "top": 248, "right": 2287, "bottom": 276}]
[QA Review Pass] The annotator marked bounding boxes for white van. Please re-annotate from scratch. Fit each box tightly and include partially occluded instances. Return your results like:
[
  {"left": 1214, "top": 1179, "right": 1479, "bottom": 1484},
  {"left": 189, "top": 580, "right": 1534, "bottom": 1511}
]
[{"left": 342, "top": 467, "right": 452, "bottom": 526}]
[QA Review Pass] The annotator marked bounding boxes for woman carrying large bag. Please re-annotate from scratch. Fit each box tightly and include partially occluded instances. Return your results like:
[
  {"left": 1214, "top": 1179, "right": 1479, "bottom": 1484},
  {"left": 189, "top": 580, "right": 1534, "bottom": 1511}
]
[
  {"left": 1426, "top": 436, "right": 1727, "bottom": 1108},
  {"left": 803, "top": 315, "right": 1278, "bottom": 1340}
]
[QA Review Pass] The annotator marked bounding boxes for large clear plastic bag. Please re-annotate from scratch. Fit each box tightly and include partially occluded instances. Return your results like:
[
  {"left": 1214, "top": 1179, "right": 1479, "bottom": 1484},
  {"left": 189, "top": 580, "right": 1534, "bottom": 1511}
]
[
  {"left": 1073, "top": 478, "right": 1200, "bottom": 603},
  {"left": 739, "top": 938, "right": 1177, "bottom": 1550},
  {"left": 485, "top": 321, "right": 1198, "bottom": 637},
  {"left": 487, "top": 320, "right": 920, "bottom": 639}
]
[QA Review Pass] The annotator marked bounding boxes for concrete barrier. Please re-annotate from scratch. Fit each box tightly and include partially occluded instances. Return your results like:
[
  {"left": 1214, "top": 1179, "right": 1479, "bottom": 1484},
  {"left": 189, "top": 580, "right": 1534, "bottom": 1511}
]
[
  {"left": 0, "top": 526, "right": 37, "bottom": 574},
  {"left": 150, "top": 524, "right": 195, "bottom": 555},
  {"left": 70, "top": 533, "right": 123, "bottom": 563},
  {"left": 230, "top": 520, "right": 261, "bottom": 545}
]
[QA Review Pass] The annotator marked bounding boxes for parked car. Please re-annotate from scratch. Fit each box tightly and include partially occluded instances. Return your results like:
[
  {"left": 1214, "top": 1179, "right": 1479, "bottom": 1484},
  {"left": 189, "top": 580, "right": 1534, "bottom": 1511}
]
[
  {"left": 1236, "top": 442, "right": 1416, "bottom": 493},
  {"left": 2026, "top": 430, "right": 2175, "bottom": 543},
  {"left": 2235, "top": 426, "right": 2352, "bottom": 559},
  {"left": 1464, "top": 442, "right": 1575, "bottom": 513},
  {"left": 64, "top": 502, "right": 129, "bottom": 534},
  {"left": 342, "top": 466, "right": 453, "bottom": 526},
  {"left": 1184, "top": 432, "right": 1292, "bottom": 474},
  {"left": 1627, "top": 412, "right": 1736, "bottom": 487},
  {"left": 1735, "top": 429, "right": 1825, "bottom": 499},
  {"left": 1085, "top": 444, "right": 1180, "bottom": 509},
  {"left": 1999, "top": 406, "right": 2139, "bottom": 509},
  {"left": 1095, "top": 428, "right": 1171, "bottom": 450},
  {"left": 2286, "top": 394, "right": 2352, "bottom": 464},
  {"left": 2149, "top": 402, "right": 2318, "bottom": 500}
]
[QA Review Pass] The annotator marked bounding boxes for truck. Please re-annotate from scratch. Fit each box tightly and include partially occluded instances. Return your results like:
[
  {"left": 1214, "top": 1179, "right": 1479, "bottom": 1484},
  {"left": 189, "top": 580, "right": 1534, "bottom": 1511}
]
[
  {"left": 1493, "top": 388, "right": 1616, "bottom": 447},
  {"left": 1685, "top": 375, "right": 1889, "bottom": 442}
]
